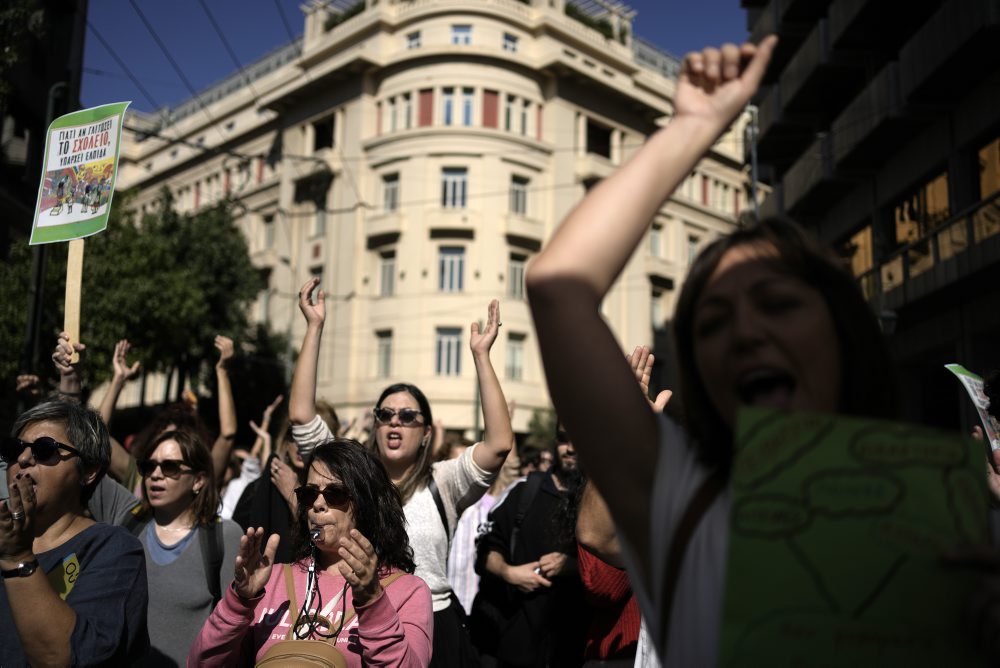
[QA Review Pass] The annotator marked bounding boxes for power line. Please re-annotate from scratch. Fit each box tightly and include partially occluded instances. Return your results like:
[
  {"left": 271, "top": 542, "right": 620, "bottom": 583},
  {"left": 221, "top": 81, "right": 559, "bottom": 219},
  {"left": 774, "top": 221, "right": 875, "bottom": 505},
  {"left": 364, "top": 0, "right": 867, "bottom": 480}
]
[
  {"left": 86, "top": 21, "right": 162, "bottom": 110},
  {"left": 196, "top": 0, "right": 265, "bottom": 103},
  {"left": 127, "top": 0, "right": 229, "bottom": 146}
]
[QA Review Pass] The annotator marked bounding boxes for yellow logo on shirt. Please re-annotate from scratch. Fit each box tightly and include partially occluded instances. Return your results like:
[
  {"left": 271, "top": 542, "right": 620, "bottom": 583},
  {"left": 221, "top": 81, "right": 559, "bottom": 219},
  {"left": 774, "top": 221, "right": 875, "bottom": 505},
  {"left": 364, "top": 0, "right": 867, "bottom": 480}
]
[{"left": 46, "top": 553, "right": 81, "bottom": 600}]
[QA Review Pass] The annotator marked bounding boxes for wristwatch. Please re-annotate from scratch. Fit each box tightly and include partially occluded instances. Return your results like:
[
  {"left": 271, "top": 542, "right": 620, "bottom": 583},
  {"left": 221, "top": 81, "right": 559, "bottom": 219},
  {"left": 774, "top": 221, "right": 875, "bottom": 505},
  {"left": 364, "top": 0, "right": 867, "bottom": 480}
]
[{"left": 1, "top": 558, "right": 39, "bottom": 579}]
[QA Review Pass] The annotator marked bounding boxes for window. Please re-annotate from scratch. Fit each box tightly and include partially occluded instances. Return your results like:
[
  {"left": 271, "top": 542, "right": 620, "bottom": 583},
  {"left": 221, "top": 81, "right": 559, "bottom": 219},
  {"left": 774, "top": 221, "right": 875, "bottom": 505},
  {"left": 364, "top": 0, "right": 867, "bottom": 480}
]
[
  {"left": 441, "top": 168, "right": 468, "bottom": 209},
  {"left": 313, "top": 207, "right": 326, "bottom": 238},
  {"left": 649, "top": 223, "right": 662, "bottom": 258},
  {"left": 892, "top": 171, "right": 950, "bottom": 245},
  {"left": 403, "top": 93, "right": 412, "bottom": 129},
  {"left": 651, "top": 289, "right": 665, "bottom": 330},
  {"left": 436, "top": 328, "right": 462, "bottom": 376},
  {"left": 451, "top": 25, "right": 472, "bottom": 45},
  {"left": 379, "top": 252, "right": 395, "bottom": 297},
  {"left": 438, "top": 246, "right": 465, "bottom": 292},
  {"left": 382, "top": 173, "right": 400, "bottom": 212},
  {"left": 510, "top": 176, "right": 528, "bottom": 216},
  {"left": 312, "top": 116, "right": 334, "bottom": 151},
  {"left": 263, "top": 214, "right": 275, "bottom": 249},
  {"left": 406, "top": 31, "right": 421, "bottom": 49},
  {"left": 508, "top": 253, "right": 527, "bottom": 300},
  {"left": 506, "top": 333, "right": 525, "bottom": 381},
  {"left": 976, "top": 135, "right": 1000, "bottom": 242},
  {"left": 503, "top": 33, "right": 518, "bottom": 52},
  {"left": 504, "top": 95, "right": 515, "bottom": 132},
  {"left": 687, "top": 235, "right": 700, "bottom": 264},
  {"left": 388, "top": 97, "right": 397, "bottom": 132},
  {"left": 376, "top": 330, "right": 393, "bottom": 378},
  {"left": 520, "top": 99, "right": 529, "bottom": 136},
  {"left": 586, "top": 118, "right": 612, "bottom": 159},
  {"left": 462, "top": 88, "right": 474, "bottom": 126},
  {"left": 442, "top": 87, "right": 454, "bottom": 126}
]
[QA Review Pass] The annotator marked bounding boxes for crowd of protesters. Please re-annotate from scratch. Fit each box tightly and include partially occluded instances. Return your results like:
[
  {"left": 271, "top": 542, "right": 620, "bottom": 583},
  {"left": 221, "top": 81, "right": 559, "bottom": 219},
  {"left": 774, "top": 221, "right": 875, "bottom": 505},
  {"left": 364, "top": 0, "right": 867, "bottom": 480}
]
[{"left": 3, "top": 35, "right": 1000, "bottom": 667}]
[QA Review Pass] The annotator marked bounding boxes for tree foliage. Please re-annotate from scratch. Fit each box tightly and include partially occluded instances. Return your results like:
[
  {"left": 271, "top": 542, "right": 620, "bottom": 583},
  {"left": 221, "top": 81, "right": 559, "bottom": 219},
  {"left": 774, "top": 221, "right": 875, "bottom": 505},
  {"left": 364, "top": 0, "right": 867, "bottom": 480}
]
[{"left": 0, "top": 189, "right": 268, "bottom": 423}]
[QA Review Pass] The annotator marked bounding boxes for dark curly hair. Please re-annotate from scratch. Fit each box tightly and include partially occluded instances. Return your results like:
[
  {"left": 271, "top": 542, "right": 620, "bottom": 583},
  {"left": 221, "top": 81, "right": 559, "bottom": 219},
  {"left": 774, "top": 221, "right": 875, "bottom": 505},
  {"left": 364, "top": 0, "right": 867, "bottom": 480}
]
[
  {"left": 673, "top": 216, "right": 898, "bottom": 471},
  {"left": 292, "top": 438, "right": 416, "bottom": 574}
]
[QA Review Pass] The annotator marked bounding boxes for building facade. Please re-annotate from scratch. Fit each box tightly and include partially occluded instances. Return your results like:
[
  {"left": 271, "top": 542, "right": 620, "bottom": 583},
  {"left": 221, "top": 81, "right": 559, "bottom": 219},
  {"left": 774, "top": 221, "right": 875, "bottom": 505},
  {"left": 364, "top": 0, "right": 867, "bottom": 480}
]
[
  {"left": 117, "top": 0, "right": 747, "bottom": 435},
  {"left": 743, "top": 0, "right": 1000, "bottom": 430}
]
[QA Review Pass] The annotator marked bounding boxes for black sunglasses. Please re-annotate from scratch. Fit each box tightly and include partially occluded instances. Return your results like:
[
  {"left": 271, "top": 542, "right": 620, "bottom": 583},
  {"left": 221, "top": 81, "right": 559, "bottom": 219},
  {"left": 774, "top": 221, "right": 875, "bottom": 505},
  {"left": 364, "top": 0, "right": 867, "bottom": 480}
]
[
  {"left": 1, "top": 436, "right": 82, "bottom": 465},
  {"left": 556, "top": 430, "right": 571, "bottom": 444},
  {"left": 137, "top": 458, "right": 193, "bottom": 479},
  {"left": 295, "top": 484, "right": 351, "bottom": 507},
  {"left": 373, "top": 407, "right": 424, "bottom": 426}
]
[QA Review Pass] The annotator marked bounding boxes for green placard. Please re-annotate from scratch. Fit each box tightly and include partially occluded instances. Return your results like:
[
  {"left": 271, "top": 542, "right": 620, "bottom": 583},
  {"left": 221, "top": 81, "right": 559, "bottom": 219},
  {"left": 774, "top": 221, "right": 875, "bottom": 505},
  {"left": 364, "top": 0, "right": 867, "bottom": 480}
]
[
  {"left": 720, "top": 408, "right": 988, "bottom": 666},
  {"left": 30, "top": 102, "right": 131, "bottom": 245}
]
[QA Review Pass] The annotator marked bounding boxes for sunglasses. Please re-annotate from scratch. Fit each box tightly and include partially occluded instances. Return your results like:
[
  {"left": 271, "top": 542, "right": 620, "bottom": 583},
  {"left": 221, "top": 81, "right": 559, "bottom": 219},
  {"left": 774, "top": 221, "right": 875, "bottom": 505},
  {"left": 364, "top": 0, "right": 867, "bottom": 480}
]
[
  {"left": 373, "top": 407, "right": 424, "bottom": 426},
  {"left": 1, "top": 436, "right": 81, "bottom": 465},
  {"left": 556, "top": 430, "right": 571, "bottom": 444},
  {"left": 294, "top": 484, "right": 351, "bottom": 507},
  {"left": 137, "top": 458, "right": 193, "bottom": 479}
]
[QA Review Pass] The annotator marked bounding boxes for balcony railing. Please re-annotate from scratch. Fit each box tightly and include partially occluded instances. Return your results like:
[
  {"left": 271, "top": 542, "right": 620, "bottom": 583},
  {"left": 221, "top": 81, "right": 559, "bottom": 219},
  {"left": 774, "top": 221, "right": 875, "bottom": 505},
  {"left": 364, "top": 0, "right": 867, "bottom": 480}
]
[{"left": 857, "top": 190, "right": 1000, "bottom": 302}]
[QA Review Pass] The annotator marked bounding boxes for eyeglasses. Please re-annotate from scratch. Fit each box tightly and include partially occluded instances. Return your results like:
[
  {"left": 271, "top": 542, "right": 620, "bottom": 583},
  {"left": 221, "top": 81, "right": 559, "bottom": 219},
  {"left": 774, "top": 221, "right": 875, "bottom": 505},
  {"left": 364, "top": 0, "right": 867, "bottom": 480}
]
[
  {"left": 1, "top": 436, "right": 81, "bottom": 465},
  {"left": 137, "top": 458, "right": 193, "bottom": 479},
  {"left": 373, "top": 407, "right": 424, "bottom": 426},
  {"left": 294, "top": 484, "right": 351, "bottom": 507},
  {"left": 556, "top": 430, "right": 571, "bottom": 444}
]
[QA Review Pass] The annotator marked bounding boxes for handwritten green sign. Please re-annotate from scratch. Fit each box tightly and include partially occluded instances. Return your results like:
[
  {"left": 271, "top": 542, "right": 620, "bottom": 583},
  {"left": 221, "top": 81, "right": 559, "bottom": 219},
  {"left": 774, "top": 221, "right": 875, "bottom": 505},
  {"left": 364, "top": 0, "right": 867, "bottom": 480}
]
[{"left": 720, "top": 408, "right": 988, "bottom": 666}]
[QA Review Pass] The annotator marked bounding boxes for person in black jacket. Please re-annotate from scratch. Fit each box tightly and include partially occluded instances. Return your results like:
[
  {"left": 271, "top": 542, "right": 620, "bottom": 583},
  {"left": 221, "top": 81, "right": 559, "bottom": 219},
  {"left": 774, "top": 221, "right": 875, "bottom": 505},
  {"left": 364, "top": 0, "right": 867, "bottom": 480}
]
[{"left": 472, "top": 426, "right": 588, "bottom": 667}]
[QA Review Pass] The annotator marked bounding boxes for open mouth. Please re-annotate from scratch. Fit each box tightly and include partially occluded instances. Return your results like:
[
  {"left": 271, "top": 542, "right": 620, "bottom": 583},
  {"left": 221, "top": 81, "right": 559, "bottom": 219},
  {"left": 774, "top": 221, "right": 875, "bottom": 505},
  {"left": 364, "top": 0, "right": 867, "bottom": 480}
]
[
  {"left": 737, "top": 369, "right": 796, "bottom": 410},
  {"left": 385, "top": 431, "right": 403, "bottom": 448}
]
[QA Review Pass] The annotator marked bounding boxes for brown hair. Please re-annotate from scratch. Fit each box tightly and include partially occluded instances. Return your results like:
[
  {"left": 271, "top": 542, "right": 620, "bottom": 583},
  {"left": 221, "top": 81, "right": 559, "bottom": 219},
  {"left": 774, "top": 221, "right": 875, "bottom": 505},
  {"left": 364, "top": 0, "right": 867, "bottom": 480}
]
[
  {"left": 673, "top": 216, "right": 898, "bottom": 471},
  {"left": 134, "top": 429, "right": 219, "bottom": 526}
]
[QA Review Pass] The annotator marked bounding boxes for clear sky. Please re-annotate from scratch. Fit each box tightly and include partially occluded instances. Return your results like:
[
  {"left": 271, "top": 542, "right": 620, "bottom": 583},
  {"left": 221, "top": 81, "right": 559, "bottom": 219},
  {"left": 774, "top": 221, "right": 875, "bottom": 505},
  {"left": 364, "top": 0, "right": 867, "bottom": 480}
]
[{"left": 82, "top": 0, "right": 749, "bottom": 113}]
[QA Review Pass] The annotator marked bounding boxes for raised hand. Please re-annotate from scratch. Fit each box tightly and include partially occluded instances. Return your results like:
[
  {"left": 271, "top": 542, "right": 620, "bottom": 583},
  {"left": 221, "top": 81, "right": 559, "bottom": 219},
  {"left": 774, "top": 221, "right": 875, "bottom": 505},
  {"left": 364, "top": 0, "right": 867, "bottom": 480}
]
[
  {"left": 0, "top": 476, "right": 37, "bottom": 566},
  {"left": 233, "top": 528, "right": 280, "bottom": 599},
  {"left": 337, "top": 528, "right": 382, "bottom": 606},
  {"left": 298, "top": 277, "right": 326, "bottom": 327},
  {"left": 675, "top": 36, "right": 777, "bottom": 129},
  {"left": 470, "top": 299, "right": 501, "bottom": 356},
  {"left": 52, "top": 332, "right": 85, "bottom": 377},
  {"left": 112, "top": 339, "right": 141, "bottom": 381},
  {"left": 15, "top": 375, "right": 41, "bottom": 401},
  {"left": 627, "top": 345, "right": 672, "bottom": 413},
  {"left": 214, "top": 335, "right": 235, "bottom": 370}
]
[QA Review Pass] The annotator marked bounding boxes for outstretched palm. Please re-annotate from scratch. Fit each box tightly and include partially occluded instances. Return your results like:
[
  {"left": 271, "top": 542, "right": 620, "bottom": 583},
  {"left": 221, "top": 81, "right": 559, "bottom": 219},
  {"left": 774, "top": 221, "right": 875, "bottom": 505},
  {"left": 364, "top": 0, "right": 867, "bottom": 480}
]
[{"left": 470, "top": 299, "right": 501, "bottom": 355}]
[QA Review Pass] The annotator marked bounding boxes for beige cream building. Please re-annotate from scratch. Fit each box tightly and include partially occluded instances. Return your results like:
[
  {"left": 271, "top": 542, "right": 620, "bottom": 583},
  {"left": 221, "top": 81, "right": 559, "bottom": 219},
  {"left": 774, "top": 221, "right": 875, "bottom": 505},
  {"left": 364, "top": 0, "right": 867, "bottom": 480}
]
[{"left": 116, "top": 0, "right": 748, "bottom": 435}]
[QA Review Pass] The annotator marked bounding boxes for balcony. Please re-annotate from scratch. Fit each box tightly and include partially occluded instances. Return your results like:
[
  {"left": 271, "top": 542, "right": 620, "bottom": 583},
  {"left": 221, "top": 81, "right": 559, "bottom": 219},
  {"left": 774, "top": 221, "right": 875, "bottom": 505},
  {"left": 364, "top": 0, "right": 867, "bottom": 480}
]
[
  {"left": 504, "top": 214, "right": 544, "bottom": 246},
  {"left": 859, "top": 191, "right": 1000, "bottom": 309}
]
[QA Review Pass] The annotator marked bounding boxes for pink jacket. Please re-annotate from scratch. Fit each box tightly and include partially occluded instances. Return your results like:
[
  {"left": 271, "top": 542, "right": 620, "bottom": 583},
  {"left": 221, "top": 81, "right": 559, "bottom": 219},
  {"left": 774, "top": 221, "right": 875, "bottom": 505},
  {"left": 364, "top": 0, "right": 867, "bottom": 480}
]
[{"left": 189, "top": 561, "right": 433, "bottom": 667}]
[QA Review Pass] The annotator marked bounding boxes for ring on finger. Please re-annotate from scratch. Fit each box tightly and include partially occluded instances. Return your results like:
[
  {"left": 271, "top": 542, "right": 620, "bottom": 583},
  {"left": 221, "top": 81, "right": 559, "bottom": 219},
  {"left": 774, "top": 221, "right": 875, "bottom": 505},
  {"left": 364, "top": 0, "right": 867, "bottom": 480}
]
[{"left": 10, "top": 510, "right": 25, "bottom": 521}]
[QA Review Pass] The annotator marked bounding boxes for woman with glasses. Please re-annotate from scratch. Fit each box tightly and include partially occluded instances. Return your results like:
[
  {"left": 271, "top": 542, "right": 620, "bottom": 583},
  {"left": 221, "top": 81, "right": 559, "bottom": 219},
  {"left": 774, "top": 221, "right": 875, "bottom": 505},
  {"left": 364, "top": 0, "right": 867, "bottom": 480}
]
[
  {"left": 131, "top": 429, "right": 243, "bottom": 666},
  {"left": 190, "top": 438, "right": 432, "bottom": 666},
  {"left": 289, "top": 278, "right": 514, "bottom": 666},
  {"left": 0, "top": 400, "right": 149, "bottom": 665}
]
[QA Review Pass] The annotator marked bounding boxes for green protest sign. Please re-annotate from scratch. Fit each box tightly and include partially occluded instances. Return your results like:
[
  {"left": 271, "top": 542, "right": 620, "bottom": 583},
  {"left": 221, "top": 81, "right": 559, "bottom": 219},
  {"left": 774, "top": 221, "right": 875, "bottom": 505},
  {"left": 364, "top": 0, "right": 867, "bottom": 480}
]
[
  {"left": 30, "top": 101, "right": 131, "bottom": 245},
  {"left": 946, "top": 363, "right": 1000, "bottom": 451},
  {"left": 720, "top": 408, "right": 988, "bottom": 666}
]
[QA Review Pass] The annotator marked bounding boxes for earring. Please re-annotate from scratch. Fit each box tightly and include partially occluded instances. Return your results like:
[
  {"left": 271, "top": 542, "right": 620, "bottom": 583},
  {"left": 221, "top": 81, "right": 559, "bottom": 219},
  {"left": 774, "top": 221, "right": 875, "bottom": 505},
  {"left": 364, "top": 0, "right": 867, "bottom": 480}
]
[{"left": 193, "top": 488, "right": 201, "bottom": 496}]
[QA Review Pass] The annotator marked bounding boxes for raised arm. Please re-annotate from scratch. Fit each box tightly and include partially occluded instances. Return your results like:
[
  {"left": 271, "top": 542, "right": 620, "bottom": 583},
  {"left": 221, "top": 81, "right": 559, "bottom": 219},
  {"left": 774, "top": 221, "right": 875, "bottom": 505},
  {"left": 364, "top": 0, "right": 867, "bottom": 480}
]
[
  {"left": 211, "top": 335, "right": 238, "bottom": 485},
  {"left": 525, "top": 39, "right": 776, "bottom": 581},
  {"left": 469, "top": 300, "right": 515, "bottom": 473},
  {"left": 100, "top": 339, "right": 141, "bottom": 483},
  {"left": 288, "top": 277, "right": 325, "bottom": 426}
]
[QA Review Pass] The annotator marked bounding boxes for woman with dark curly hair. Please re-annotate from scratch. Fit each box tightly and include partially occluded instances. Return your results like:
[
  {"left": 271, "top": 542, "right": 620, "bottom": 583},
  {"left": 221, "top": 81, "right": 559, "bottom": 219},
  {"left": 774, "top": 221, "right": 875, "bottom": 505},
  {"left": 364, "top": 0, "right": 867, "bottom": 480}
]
[{"left": 189, "top": 438, "right": 433, "bottom": 667}]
